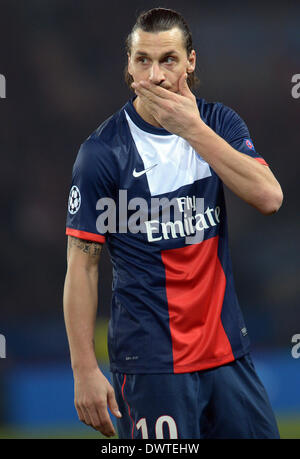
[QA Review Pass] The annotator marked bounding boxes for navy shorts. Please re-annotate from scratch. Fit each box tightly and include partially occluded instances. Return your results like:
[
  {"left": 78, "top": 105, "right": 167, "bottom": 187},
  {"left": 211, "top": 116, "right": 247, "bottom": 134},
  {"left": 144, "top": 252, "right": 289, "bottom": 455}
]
[{"left": 111, "top": 354, "right": 280, "bottom": 439}]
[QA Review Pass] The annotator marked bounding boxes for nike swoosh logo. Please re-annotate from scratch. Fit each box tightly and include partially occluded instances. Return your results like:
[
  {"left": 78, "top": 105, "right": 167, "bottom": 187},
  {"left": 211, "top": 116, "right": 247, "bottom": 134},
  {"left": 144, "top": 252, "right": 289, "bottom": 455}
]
[{"left": 133, "top": 164, "right": 158, "bottom": 178}]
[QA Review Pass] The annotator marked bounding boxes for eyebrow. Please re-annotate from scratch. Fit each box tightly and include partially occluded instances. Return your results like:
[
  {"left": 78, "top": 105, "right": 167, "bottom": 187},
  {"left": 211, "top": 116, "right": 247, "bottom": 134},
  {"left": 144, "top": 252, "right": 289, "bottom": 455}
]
[{"left": 134, "top": 50, "right": 179, "bottom": 58}]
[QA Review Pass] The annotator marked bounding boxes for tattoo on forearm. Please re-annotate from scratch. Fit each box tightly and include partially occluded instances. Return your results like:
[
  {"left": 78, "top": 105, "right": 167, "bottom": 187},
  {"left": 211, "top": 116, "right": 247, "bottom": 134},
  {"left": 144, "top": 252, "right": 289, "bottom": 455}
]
[{"left": 68, "top": 236, "right": 102, "bottom": 257}]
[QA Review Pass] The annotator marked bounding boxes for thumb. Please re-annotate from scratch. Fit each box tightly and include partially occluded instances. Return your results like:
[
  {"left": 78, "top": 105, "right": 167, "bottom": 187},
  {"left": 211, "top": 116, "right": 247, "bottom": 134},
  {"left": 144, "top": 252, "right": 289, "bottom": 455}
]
[
  {"left": 107, "top": 388, "right": 122, "bottom": 418},
  {"left": 179, "top": 72, "right": 190, "bottom": 97}
]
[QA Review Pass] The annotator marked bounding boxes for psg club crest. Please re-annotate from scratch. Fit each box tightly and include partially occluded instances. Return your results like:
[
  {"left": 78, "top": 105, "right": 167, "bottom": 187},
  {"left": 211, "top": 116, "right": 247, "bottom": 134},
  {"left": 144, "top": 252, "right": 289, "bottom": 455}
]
[{"left": 68, "top": 185, "right": 81, "bottom": 214}]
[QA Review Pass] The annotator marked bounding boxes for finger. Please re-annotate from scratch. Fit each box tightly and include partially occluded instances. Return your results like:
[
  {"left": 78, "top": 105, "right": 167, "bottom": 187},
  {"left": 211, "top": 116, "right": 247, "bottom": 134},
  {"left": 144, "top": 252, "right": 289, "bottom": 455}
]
[
  {"left": 88, "top": 405, "right": 116, "bottom": 437},
  {"left": 107, "top": 388, "right": 122, "bottom": 419},
  {"left": 141, "top": 81, "right": 176, "bottom": 100},
  {"left": 133, "top": 87, "right": 160, "bottom": 119},
  {"left": 81, "top": 405, "right": 93, "bottom": 427},
  {"left": 132, "top": 80, "right": 176, "bottom": 101},
  {"left": 76, "top": 405, "right": 87, "bottom": 425},
  {"left": 86, "top": 406, "right": 102, "bottom": 431},
  {"left": 133, "top": 84, "right": 161, "bottom": 107},
  {"left": 178, "top": 72, "right": 190, "bottom": 97},
  {"left": 96, "top": 402, "right": 117, "bottom": 437}
]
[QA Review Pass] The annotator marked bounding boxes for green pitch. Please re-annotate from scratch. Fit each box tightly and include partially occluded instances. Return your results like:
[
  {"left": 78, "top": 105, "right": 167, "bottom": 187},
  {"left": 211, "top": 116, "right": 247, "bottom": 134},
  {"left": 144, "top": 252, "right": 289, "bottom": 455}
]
[
  {"left": 276, "top": 416, "right": 300, "bottom": 439},
  {"left": 0, "top": 416, "right": 299, "bottom": 439}
]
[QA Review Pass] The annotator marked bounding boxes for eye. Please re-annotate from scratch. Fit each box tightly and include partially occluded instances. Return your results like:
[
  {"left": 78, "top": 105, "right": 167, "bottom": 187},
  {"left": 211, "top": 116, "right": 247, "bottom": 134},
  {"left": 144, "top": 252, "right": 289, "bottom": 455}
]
[
  {"left": 138, "top": 57, "right": 148, "bottom": 64},
  {"left": 165, "top": 56, "right": 175, "bottom": 64}
]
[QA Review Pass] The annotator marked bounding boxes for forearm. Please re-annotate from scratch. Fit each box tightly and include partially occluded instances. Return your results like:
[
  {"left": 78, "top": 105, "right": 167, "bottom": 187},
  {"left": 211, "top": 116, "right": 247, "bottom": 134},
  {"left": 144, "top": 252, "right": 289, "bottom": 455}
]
[
  {"left": 186, "top": 122, "right": 283, "bottom": 214},
  {"left": 63, "top": 264, "right": 99, "bottom": 372},
  {"left": 132, "top": 78, "right": 283, "bottom": 214}
]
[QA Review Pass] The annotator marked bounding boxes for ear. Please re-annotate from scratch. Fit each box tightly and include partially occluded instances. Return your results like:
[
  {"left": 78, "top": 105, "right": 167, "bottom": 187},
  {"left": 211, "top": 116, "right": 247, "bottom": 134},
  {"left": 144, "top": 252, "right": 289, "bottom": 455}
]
[{"left": 187, "top": 50, "right": 196, "bottom": 74}]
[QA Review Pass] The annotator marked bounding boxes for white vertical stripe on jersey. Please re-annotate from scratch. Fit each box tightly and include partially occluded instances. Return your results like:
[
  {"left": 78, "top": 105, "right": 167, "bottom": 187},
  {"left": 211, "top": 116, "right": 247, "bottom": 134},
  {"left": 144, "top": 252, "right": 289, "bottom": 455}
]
[{"left": 125, "top": 111, "right": 212, "bottom": 196}]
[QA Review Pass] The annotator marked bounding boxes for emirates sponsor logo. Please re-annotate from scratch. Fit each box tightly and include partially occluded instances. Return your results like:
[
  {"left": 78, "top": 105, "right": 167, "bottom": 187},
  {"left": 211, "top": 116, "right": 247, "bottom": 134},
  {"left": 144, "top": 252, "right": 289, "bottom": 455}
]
[{"left": 95, "top": 190, "right": 221, "bottom": 245}]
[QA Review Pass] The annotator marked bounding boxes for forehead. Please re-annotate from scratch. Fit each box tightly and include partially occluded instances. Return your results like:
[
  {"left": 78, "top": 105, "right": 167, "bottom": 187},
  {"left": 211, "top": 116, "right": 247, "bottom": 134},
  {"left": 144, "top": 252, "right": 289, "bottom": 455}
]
[{"left": 130, "top": 27, "right": 186, "bottom": 55}]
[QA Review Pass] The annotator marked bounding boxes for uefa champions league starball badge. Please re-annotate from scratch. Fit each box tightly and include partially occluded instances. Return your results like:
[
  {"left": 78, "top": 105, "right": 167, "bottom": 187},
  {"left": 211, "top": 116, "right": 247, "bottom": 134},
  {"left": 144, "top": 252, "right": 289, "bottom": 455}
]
[{"left": 68, "top": 185, "right": 81, "bottom": 214}]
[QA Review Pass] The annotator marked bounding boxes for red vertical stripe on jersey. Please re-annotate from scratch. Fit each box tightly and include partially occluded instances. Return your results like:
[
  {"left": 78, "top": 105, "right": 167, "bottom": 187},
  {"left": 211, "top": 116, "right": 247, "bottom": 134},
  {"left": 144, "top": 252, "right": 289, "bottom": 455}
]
[{"left": 161, "top": 236, "right": 234, "bottom": 373}]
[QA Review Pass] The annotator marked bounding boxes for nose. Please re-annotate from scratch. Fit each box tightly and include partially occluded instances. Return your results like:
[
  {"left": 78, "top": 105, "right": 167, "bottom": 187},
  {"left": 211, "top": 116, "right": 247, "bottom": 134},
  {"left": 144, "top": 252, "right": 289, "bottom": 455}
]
[{"left": 149, "top": 62, "right": 165, "bottom": 85}]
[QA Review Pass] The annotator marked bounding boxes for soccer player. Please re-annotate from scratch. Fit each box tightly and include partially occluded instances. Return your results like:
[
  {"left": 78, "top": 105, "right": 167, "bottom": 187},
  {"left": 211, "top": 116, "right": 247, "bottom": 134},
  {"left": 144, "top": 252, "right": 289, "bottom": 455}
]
[{"left": 63, "top": 8, "right": 283, "bottom": 439}]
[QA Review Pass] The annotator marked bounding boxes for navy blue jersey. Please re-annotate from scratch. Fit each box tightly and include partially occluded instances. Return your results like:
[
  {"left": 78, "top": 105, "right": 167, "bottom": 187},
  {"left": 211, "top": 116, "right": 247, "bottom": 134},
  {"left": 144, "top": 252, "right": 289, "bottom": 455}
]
[{"left": 66, "top": 97, "right": 268, "bottom": 374}]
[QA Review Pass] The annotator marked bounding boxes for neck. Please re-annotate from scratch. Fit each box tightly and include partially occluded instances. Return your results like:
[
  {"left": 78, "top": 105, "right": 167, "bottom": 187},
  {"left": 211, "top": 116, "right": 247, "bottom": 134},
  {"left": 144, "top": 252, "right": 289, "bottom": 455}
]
[{"left": 133, "top": 97, "right": 162, "bottom": 128}]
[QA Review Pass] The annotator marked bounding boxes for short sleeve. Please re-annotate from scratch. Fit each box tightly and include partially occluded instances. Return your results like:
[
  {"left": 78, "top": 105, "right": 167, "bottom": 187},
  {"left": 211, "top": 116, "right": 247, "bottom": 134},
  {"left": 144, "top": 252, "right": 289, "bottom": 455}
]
[
  {"left": 218, "top": 105, "right": 268, "bottom": 166},
  {"left": 66, "top": 138, "right": 117, "bottom": 244}
]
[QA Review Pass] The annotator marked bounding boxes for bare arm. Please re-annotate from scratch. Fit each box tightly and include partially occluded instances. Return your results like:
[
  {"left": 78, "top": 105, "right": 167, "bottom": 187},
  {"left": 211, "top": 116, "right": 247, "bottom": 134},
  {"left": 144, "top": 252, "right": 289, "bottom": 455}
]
[
  {"left": 186, "top": 124, "right": 283, "bottom": 215},
  {"left": 63, "top": 236, "right": 121, "bottom": 437},
  {"left": 132, "top": 75, "right": 283, "bottom": 215}
]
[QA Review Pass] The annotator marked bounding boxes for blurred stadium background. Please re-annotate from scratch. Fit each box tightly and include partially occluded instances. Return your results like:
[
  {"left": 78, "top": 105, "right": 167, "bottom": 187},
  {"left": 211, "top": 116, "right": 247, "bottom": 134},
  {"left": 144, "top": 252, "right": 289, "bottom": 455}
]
[{"left": 0, "top": 0, "right": 299, "bottom": 439}]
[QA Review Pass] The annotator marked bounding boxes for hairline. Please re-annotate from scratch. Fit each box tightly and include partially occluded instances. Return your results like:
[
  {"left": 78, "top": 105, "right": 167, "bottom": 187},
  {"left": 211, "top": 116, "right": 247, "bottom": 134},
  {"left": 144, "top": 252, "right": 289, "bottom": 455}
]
[{"left": 127, "top": 26, "right": 190, "bottom": 57}]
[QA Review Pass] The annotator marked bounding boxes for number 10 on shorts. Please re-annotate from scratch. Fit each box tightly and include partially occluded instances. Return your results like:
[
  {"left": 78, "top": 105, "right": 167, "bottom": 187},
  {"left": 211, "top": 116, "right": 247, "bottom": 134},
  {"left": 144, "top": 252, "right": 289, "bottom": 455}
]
[{"left": 136, "top": 415, "right": 178, "bottom": 439}]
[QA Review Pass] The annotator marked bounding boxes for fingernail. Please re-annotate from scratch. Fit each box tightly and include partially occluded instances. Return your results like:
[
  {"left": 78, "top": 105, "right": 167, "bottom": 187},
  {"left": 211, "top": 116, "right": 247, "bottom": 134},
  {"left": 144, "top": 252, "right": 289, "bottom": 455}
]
[{"left": 116, "top": 410, "right": 122, "bottom": 417}]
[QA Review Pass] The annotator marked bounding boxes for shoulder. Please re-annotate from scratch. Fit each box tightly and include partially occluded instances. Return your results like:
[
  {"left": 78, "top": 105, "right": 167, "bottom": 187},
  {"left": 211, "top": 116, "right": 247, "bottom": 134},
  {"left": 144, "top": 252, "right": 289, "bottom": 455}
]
[
  {"left": 83, "top": 108, "right": 124, "bottom": 152},
  {"left": 75, "top": 106, "right": 127, "bottom": 169},
  {"left": 196, "top": 97, "right": 249, "bottom": 138},
  {"left": 196, "top": 97, "right": 241, "bottom": 122},
  {"left": 90, "top": 107, "right": 125, "bottom": 145}
]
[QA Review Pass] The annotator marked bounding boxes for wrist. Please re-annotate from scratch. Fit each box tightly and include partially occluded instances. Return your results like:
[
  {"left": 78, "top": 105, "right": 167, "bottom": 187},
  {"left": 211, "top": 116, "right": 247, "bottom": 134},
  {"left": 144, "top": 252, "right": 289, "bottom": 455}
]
[
  {"left": 72, "top": 358, "right": 100, "bottom": 375},
  {"left": 184, "top": 117, "right": 209, "bottom": 145}
]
